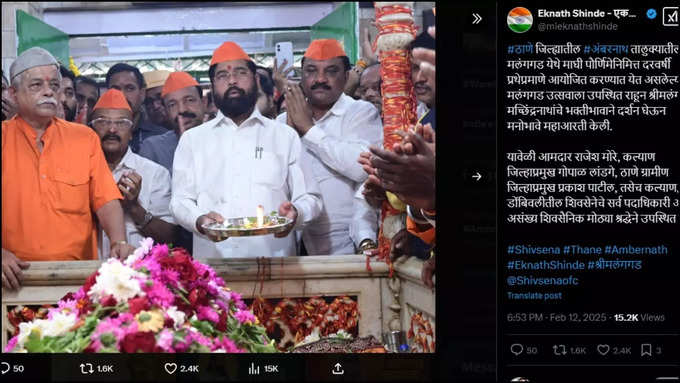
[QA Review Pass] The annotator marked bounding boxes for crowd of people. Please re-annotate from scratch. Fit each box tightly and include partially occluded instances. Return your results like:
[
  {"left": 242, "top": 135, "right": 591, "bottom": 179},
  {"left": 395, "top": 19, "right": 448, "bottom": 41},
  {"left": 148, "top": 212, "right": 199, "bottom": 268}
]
[{"left": 1, "top": 26, "right": 436, "bottom": 291}]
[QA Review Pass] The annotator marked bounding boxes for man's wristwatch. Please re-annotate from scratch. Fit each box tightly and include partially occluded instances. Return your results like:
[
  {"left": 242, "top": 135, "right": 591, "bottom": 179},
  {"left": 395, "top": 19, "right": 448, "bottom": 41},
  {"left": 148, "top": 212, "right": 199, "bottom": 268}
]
[{"left": 137, "top": 210, "right": 153, "bottom": 229}]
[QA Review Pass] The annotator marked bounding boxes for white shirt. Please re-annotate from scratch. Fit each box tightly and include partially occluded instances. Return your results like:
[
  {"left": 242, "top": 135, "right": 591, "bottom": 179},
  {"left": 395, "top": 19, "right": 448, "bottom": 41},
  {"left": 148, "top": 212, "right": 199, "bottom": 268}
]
[
  {"left": 350, "top": 183, "right": 379, "bottom": 248},
  {"left": 170, "top": 108, "right": 322, "bottom": 258},
  {"left": 278, "top": 94, "right": 383, "bottom": 255},
  {"left": 100, "top": 147, "right": 175, "bottom": 259}
]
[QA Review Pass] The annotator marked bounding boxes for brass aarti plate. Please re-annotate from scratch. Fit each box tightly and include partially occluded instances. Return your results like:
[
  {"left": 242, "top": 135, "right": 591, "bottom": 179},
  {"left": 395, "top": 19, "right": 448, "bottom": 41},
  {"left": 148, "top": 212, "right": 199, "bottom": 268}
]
[{"left": 202, "top": 214, "right": 293, "bottom": 239}]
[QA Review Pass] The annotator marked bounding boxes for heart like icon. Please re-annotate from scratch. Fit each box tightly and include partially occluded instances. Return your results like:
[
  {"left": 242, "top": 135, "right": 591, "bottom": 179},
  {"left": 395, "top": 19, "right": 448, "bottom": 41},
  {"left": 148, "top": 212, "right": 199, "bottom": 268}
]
[
  {"left": 597, "top": 344, "right": 610, "bottom": 356},
  {"left": 164, "top": 363, "right": 177, "bottom": 375}
]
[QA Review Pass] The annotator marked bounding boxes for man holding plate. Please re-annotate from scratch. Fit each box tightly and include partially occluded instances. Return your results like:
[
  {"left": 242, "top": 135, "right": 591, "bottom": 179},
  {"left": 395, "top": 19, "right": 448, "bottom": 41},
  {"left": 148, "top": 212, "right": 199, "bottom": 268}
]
[{"left": 170, "top": 42, "right": 322, "bottom": 258}]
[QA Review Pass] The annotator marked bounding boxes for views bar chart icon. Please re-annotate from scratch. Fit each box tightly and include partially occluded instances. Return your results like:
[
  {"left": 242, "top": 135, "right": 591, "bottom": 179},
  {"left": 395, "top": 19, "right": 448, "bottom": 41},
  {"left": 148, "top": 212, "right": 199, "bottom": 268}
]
[
  {"left": 248, "top": 363, "right": 260, "bottom": 375},
  {"left": 508, "top": 7, "right": 533, "bottom": 33}
]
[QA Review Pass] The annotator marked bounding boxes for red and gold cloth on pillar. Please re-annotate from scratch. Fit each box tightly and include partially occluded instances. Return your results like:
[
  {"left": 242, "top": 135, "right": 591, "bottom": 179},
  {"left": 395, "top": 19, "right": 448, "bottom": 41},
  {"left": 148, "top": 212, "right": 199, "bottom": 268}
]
[{"left": 373, "top": 2, "right": 419, "bottom": 276}]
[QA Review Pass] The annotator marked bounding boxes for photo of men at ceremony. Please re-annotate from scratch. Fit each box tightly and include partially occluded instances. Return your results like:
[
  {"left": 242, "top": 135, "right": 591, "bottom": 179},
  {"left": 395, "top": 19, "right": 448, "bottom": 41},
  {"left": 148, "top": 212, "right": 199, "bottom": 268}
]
[{"left": 2, "top": 2, "right": 435, "bottom": 355}]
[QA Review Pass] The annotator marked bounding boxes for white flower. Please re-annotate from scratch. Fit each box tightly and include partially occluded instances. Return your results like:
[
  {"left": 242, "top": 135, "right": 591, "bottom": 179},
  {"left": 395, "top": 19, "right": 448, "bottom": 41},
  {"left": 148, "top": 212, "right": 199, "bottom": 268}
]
[
  {"left": 124, "top": 237, "right": 154, "bottom": 266},
  {"left": 43, "top": 312, "right": 77, "bottom": 337},
  {"left": 89, "top": 259, "right": 144, "bottom": 302},
  {"left": 166, "top": 306, "right": 186, "bottom": 330},
  {"left": 332, "top": 329, "right": 352, "bottom": 339},
  {"left": 124, "top": 249, "right": 144, "bottom": 266},
  {"left": 297, "top": 327, "right": 321, "bottom": 347},
  {"left": 17, "top": 319, "right": 49, "bottom": 348},
  {"left": 139, "top": 237, "right": 154, "bottom": 253},
  {"left": 213, "top": 349, "right": 226, "bottom": 353}
]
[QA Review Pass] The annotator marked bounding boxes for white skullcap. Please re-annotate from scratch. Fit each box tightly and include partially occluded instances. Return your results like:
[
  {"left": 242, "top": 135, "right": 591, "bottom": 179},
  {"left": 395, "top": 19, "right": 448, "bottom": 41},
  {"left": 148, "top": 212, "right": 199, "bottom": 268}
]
[{"left": 10, "top": 47, "right": 59, "bottom": 82}]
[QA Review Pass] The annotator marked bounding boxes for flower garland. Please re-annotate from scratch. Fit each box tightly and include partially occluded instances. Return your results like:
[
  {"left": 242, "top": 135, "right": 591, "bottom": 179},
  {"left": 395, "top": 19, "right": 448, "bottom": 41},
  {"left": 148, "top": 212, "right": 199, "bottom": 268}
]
[{"left": 373, "top": 2, "right": 419, "bottom": 273}]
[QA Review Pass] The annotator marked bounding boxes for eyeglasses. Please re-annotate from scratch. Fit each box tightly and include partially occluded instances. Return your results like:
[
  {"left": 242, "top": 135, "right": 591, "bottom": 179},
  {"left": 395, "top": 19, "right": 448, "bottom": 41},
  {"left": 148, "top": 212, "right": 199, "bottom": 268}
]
[
  {"left": 90, "top": 118, "right": 133, "bottom": 130},
  {"left": 214, "top": 68, "right": 251, "bottom": 82}
]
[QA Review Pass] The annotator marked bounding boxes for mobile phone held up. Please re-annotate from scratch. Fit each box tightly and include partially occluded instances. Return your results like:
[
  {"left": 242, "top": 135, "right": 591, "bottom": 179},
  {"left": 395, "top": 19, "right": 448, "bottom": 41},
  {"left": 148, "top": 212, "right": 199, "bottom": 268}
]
[{"left": 275, "top": 42, "right": 294, "bottom": 78}]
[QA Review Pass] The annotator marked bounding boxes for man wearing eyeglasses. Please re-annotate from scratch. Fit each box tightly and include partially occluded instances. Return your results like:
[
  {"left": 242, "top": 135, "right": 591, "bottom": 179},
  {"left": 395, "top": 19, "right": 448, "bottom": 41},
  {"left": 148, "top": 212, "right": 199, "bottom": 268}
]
[
  {"left": 106, "top": 63, "right": 166, "bottom": 152},
  {"left": 90, "top": 89, "right": 177, "bottom": 258},
  {"left": 139, "top": 71, "right": 206, "bottom": 254},
  {"left": 2, "top": 48, "right": 135, "bottom": 289},
  {"left": 170, "top": 41, "right": 322, "bottom": 258}
]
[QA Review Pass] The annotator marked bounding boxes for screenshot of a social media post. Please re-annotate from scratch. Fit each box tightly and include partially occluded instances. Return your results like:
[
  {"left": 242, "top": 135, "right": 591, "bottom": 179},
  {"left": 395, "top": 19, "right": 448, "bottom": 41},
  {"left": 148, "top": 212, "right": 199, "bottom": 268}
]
[
  {"left": 0, "top": 1, "right": 678, "bottom": 383},
  {"left": 497, "top": 1, "right": 679, "bottom": 382},
  {"left": 1, "top": 2, "right": 440, "bottom": 382}
]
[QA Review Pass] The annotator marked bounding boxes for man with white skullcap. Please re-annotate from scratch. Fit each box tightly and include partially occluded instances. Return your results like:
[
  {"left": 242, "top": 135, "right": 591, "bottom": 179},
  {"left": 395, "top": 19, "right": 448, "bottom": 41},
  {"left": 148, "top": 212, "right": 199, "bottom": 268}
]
[{"left": 2, "top": 47, "right": 135, "bottom": 290}]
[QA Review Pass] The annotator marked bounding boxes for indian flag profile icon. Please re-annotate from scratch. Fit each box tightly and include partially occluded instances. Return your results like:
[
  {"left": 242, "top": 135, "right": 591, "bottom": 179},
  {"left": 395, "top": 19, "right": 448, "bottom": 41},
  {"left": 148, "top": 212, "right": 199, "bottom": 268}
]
[{"left": 507, "top": 7, "right": 533, "bottom": 33}]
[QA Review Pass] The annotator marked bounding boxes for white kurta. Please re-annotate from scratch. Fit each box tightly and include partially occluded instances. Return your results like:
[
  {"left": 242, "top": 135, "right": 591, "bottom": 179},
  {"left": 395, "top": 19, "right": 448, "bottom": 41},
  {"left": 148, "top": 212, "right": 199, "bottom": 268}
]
[
  {"left": 278, "top": 94, "right": 383, "bottom": 255},
  {"left": 100, "top": 147, "right": 175, "bottom": 259},
  {"left": 170, "top": 108, "right": 322, "bottom": 258}
]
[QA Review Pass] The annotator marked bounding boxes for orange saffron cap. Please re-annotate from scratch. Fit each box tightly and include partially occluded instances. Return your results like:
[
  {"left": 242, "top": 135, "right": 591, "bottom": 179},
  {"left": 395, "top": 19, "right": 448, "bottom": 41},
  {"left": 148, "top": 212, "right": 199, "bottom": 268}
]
[
  {"left": 161, "top": 71, "right": 199, "bottom": 97},
  {"left": 210, "top": 41, "right": 251, "bottom": 66},
  {"left": 304, "top": 39, "right": 347, "bottom": 60},
  {"left": 93, "top": 89, "right": 132, "bottom": 111}
]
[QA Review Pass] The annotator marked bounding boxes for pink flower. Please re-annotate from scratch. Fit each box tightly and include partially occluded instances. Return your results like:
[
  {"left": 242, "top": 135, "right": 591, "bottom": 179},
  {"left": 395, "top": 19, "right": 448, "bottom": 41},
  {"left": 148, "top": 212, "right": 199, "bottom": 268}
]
[
  {"left": 156, "top": 328, "right": 175, "bottom": 352},
  {"left": 214, "top": 276, "right": 226, "bottom": 287},
  {"left": 116, "top": 313, "right": 139, "bottom": 336},
  {"left": 117, "top": 313, "right": 135, "bottom": 323},
  {"left": 145, "top": 281, "right": 175, "bottom": 308},
  {"left": 74, "top": 287, "right": 87, "bottom": 301},
  {"left": 214, "top": 299, "right": 229, "bottom": 313},
  {"left": 91, "top": 316, "right": 127, "bottom": 351},
  {"left": 213, "top": 336, "right": 244, "bottom": 353},
  {"left": 230, "top": 292, "right": 247, "bottom": 310},
  {"left": 233, "top": 309, "right": 257, "bottom": 325},
  {"left": 218, "top": 290, "right": 232, "bottom": 304},
  {"left": 188, "top": 329, "right": 214, "bottom": 349},
  {"left": 136, "top": 257, "right": 161, "bottom": 278},
  {"left": 59, "top": 299, "right": 78, "bottom": 312},
  {"left": 47, "top": 299, "right": 77, "bottom": 320},
  {"left": 150, "top": 244, "right": 170, "bottom": 260},
  {"left": 160, "top": 269, "right": 180, "bottom": 288},
  {"left": 139, "top": 237, "right": 154, "bottom": 254},
  {"left": 173, "top": 337, "right": 190, "bottom": 352},
  {"left": 197, "top": 306, "right": 219, "bottom": 323},
  {"left": 5, "top": 335, "right": 18, "bottom": 352},
  {"left": 192, "top": 261, "right": 215, "bottom": 280}
]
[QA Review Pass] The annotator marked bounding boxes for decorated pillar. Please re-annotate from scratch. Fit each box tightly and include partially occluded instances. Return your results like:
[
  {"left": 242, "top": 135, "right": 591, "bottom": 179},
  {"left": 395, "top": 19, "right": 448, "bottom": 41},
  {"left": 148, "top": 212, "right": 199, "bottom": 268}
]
[{"left": 373, "top": 2, "right": 419, "bottom": 275}]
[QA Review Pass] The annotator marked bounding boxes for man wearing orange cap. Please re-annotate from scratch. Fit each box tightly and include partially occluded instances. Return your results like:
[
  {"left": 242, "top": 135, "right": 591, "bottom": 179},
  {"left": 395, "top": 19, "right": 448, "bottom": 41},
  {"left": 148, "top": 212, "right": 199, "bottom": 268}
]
[
  {"left": 2, "top": 48, "right": 134, "bottom": 289},
  {"left": 140, "top": 71, "right": 205, "bottom": 254},
  {"left": 106, "top": 63, "right": 166, "bottom": 152},
  {"left": 91, "top": 89, "right": 176, "bottom": 258},
  {"left": 277, "top": 39, "right": 383, "bottom": 255},
  {"left": 170, "top": 41, "right": 322, "bottom": 258},
  {"left": 139, "top": 71, "right": 205, "bottom": 175}
]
